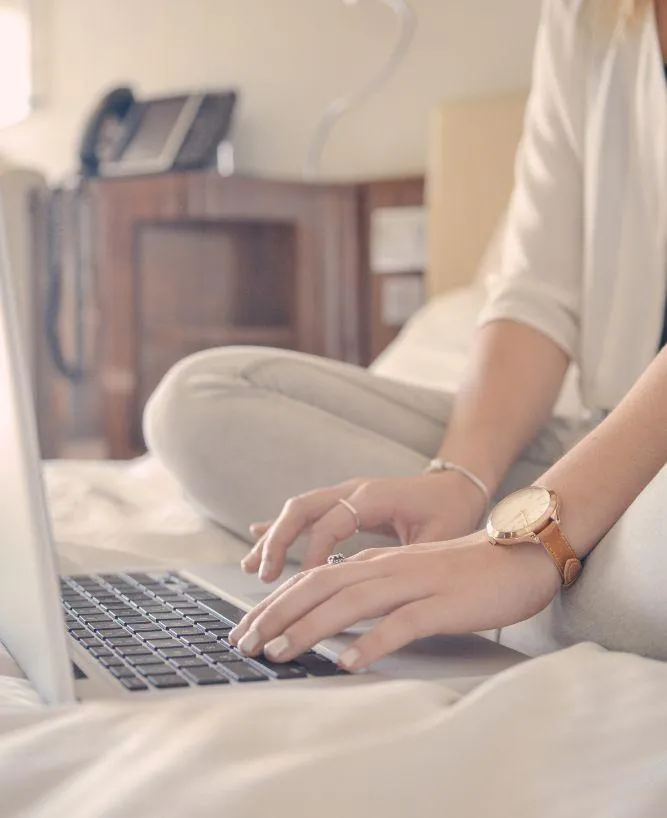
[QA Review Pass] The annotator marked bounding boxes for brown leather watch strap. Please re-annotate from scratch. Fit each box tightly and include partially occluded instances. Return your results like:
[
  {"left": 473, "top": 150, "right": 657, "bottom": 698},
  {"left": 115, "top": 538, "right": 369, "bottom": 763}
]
[{"left": 538, "top": 520, "right": 582, "bottom": 587}]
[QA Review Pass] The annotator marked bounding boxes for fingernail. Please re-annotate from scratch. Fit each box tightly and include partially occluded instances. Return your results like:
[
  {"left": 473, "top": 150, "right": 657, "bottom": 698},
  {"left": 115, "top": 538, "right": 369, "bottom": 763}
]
[
  {"left": 240, "top": 559, "right": 254, "bottom": 574},
  {"left": 238, "top": 629, "right": 261, "bottom": 655},
  {"left": 264, "top": 634, "right": 291, "bottom": 660},
  {"left": 339, "top": 648, "right": 361, "bottom": 670},
  {"left": 228, "top": 626, "right": 241, "bottom": 644}
]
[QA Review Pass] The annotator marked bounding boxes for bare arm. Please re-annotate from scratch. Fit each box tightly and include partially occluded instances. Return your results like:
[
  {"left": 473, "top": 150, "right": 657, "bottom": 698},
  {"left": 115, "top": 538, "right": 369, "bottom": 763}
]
[
  {"left": 436, "top": 319, "right": 570, "bottom": 500},
  {"left": 540, "top": 347, "right": 667, "bottom": 558}
]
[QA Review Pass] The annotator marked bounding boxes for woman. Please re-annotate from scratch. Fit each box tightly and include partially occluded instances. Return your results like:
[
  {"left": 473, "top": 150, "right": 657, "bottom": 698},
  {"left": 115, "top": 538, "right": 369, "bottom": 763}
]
[{"left": 145, "top": 0, "right": 667, "bottom": 668}]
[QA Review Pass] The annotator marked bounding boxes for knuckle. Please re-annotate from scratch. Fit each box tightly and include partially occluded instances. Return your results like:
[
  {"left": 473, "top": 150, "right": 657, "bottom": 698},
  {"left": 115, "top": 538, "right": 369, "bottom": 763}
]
[
  {"left": 354, "top": 480, "right": 376, "bottom": 500},
  {"left": 303, "top": 564, "right": 337, "bottom": 591},
  {"left": 283, "top": 496, "right": 305, "bottom": 516},
  {"left": 349, "top": 548, "right": 375, "bottom": 562}
]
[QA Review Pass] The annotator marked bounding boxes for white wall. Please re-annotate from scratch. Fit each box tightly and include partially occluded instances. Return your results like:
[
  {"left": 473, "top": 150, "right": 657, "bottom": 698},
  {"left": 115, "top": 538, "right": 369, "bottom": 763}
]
[{"left": 0, "top": 0, "right": 541, "bottom": 181}]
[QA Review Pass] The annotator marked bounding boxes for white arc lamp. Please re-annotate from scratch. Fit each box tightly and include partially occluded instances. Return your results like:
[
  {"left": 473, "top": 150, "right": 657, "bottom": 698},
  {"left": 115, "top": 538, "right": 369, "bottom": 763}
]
[{"left": 303, "top": 0, "right": 416, "bottom": 178}]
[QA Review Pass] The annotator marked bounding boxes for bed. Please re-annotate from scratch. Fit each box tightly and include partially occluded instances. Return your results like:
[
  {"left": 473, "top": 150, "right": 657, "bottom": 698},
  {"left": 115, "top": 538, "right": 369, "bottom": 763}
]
[{"left": 1, "top": 96, "right": 666, "bottom": 818}]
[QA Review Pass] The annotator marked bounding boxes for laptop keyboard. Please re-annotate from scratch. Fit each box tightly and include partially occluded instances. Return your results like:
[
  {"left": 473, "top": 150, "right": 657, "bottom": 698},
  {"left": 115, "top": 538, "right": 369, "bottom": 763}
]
[{"left": 61, "top": 572, "right": 345, "bottom": 692}]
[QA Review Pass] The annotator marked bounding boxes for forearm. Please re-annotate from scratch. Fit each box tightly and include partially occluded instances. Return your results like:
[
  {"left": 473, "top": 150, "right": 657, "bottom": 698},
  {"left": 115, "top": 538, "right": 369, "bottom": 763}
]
[
  {"left": 539, "top": 349, "right": 667, "bottom": 559},
  {"left": 437, "top": 319, "right": 570, "bottom": 496}
]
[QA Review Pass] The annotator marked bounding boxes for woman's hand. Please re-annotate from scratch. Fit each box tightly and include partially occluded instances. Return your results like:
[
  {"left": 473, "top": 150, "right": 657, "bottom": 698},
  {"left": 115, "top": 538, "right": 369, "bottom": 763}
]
[
  {"left": 229, "top": 534, "right": 561, "bottom": 671},
  {"left": 244, "top": 472, "right": 488, "bottom": 583}
]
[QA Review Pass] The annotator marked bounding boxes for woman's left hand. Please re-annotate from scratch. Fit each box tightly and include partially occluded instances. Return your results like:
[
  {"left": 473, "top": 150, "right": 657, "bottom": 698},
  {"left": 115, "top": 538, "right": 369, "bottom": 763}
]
[{"left": 228, "top": 534, "right": 562, "bottom": 671}]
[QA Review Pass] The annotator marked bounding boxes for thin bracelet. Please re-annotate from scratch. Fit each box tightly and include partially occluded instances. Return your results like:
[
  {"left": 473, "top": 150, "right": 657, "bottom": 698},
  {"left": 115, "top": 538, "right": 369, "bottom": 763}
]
[{"left": 424, "top": 458, "right": 491, "bottom": 518}]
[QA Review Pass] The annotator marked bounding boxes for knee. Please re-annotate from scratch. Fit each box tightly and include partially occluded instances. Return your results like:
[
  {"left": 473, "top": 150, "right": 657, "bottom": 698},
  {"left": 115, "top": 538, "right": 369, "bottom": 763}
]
[{"left": 143, "top": 345, "right": 282, "bottom": 460}]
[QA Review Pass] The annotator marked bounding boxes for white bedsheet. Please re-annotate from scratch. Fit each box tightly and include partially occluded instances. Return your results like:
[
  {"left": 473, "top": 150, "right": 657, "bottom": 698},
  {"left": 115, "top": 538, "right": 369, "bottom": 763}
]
[
  {"left": 0, "top": 644, "right": 664, "bottom": 817},
  {"left": 44, "top": 455, "right": 248, "bottom": 574},
  {"left": 0, "top": 457, "right": 663, "bottom": 816}
]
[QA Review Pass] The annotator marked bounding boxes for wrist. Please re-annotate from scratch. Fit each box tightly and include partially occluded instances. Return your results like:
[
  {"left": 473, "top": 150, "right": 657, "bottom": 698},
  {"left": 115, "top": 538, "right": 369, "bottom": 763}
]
[{"left": 426, "top": 469, "right": 489, "bottom": 528}]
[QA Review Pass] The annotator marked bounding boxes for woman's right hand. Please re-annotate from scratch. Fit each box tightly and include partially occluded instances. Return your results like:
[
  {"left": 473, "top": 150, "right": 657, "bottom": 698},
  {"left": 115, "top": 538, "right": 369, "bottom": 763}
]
[{"left": 244, "top": 471, "right": 489, "bottom": 583}]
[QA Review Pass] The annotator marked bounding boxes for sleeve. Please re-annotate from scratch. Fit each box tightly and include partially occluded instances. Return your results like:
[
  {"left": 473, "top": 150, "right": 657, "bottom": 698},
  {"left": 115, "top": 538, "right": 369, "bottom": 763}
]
[{"left": 476, "top": 0, "right": 586, "bottom": 359}]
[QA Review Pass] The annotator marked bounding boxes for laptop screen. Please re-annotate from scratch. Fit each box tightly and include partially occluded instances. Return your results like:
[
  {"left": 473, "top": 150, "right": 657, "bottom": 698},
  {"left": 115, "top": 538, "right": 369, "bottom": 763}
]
[{"left": 0, "top": 201, "right": 75, "bottom": 704}]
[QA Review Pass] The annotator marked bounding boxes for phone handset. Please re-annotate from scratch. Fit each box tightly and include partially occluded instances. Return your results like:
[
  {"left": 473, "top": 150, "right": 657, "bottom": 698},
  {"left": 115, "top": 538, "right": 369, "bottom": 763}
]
[{"left": 78, "top": 86, "right": 135, "bottom": 178}]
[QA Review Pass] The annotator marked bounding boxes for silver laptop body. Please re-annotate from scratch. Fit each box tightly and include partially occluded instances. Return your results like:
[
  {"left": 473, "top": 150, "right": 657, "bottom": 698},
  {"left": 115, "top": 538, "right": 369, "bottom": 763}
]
[{"left": 0, "top": 207, "right": 526, "bottom": 706}]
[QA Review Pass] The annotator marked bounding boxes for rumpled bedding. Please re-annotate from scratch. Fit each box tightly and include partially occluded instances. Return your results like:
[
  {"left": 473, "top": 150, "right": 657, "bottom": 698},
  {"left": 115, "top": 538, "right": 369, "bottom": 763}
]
[
  {"left": 0, "top": 645, "right": 665, "bottom": 817},
  {"left": 0, "top": 457, "right": 663, "bottom": 817}
]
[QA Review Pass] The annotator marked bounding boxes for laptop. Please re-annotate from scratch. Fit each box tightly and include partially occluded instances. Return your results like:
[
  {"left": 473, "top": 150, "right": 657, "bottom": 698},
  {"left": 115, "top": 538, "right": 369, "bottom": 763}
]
[{"left": 0, "top": 207, "right": 527, "bottom": 705}]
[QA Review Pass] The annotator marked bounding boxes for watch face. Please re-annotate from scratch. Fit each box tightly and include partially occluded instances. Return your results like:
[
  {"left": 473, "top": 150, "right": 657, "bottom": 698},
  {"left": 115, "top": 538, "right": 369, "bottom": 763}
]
[{"left": 488, "top": 486, "right": 553, "bottom": 537}]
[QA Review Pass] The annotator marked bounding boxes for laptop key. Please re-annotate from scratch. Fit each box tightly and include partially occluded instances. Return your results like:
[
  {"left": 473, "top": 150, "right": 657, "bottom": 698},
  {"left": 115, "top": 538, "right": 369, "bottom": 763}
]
[
  {"left": 110, "top": 665, "right": 137, "bottom": 679},
  {"left": 141, "top": 605, "right": 172, "bottom": 615},
  {"left": 108, "top": 637, "right": 141, "bottom": 649},
  {"left": 120, "top": 676, "right": 149, "bottom": 692},
  {"left": 127, "top": 623, "right": 159, "bottom": 633},
  {"left": 184, "top": 633, "right": 218, "bottom": 646},
  {"left": 219, "top": 661, "right": 268, "bottom": 682},
  {"left": 117, "top": 645, "right": 154, "bottom": 658},
  {"left": 80, "top": 614, "right": 112, "bottom": 625},
  {"left": 250, "top": 656, "right": 308, "bottom": 680},
  {"left": 79, "top": 637, "right": 103, "bottom": 649},
  {"left": 186, "top": 590, "right": 220, "bottom": 602},
  {"left": 201, "top": 649, "right": 236, "bottom": 663},
  {"left": 153, "top": 613, "right": 182, "bottom": 623},
  {"left": 174, "top": 606, "right": 202, "bottom": 616},
  {"left": 145, "top": 674, "right": 189, "bottom": 689},
  {"left": 100, "top": 656, "right": 125, "bottom": 668},
  {"left": 168, "top": 626, "right": 202, "bottom": 637},
  {"left": 190, "top": 614, "right": 222, "bottom": 626},
  {"left": 125, "top": 654, "right": 162, "bottom": 667},
  {"left": 145, "top": 638, "right": 182, "bottom": 651},
  {"left": 206, "top": 627, "right": 233, "bottom": 638},
  {"left": 97, "top": 628, "right": 127, "bottom": 638},
  {"left": 197, "top": 599, "right": 245, "bottom": 626},
  {"left": 135, "top": 630, "right": 167, "bottom": 641},
  {"left": 293, "top": 653, "right": 345, "bottom": 677},
  {"left": 184, "top": 666, "right": 230, "bottom": 686},
  {"left": 158, "top": 647, "right": 198, "bottom": 659},
  {"left": 69, "top": 628, "right": 90, "bottom": 639},
  {"left": 134, "top": 663, "right": 175, "bottom": 676},
  {"left": 89, "top": 647, "right": 113, "bottom": 659},
  {"left": 174, "top": 657, "right": 208, "bottom": 670}
]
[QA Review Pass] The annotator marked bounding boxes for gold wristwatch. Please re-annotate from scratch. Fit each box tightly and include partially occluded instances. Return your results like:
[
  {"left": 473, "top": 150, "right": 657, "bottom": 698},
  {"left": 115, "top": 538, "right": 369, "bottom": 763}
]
[{"left": 486, "top": 486, "right": 582, "bottom": 587}]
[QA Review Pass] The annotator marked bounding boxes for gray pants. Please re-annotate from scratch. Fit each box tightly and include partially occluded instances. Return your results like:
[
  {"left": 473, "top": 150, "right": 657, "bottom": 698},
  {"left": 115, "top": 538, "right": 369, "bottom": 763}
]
[{"left": 143, "top": 346, "right": 584, "bottom": 546}]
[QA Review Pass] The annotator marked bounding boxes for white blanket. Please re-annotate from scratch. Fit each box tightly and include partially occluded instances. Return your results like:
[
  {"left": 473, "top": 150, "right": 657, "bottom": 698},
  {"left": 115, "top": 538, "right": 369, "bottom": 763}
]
[
  {"left": 0, "top": 644, "right": 665, "bottom": 817},
  {"left": 0, "top": 459, "right": 664, "bottom": 816}
]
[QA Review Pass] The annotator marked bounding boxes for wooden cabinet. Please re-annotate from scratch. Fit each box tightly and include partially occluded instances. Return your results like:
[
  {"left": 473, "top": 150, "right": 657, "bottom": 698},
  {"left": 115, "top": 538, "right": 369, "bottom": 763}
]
[{"left": 90, "top": 173, "right": 364, "bottom": 458}]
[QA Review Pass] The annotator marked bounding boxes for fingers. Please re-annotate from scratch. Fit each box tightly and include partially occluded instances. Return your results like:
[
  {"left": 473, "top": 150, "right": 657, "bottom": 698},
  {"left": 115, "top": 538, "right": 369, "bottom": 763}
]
[
  {"left": 251, "top": 486, "right": 347, "bottom": 582},
  {"left": 299, "top": 504, "right": 361, "bottom": 570},
  {"left": 229, "top": 558, "right": 379, "bottom": 646},
  {"left": 241, "top": 539, "right": 264, "bottom": 574},
  {"left": 229, "top": 570, "right": 309, "bottom": 643},
  {"left": 337, "top": 597, "right": 442, "bottom": 671},
  {"left": 300, "top": 483, "right": 396, "bottom": 571},
  {"left": 252, "top": 578, "right": 405, "bottom": 662}
]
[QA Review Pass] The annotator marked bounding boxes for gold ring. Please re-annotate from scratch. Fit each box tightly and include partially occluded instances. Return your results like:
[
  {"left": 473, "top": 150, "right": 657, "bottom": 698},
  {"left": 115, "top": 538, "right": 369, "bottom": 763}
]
[{"left": 338, "top": 498, "right": 362, "bottom": 534}]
